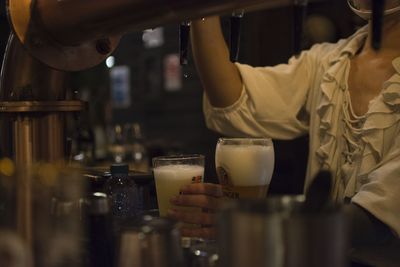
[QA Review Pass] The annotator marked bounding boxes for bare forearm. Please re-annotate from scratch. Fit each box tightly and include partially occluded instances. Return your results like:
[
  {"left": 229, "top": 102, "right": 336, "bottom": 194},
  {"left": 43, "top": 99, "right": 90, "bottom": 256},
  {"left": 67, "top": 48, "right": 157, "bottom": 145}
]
[{"left": 191, "top": 17, "right": 243, "bottom": 107}]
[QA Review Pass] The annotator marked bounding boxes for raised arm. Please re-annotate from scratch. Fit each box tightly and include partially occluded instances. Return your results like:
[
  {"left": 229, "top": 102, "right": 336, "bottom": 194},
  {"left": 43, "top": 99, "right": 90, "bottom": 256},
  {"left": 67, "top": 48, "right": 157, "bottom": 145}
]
[{"left": 191, "top": 17, "right": 243, "bottom": 108}]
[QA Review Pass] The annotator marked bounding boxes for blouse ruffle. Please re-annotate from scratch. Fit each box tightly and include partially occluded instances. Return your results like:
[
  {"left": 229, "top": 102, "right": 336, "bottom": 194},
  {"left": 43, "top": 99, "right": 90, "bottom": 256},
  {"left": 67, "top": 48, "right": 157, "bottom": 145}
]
[
  {"left": 316, "top": 53, "right": 349, "bottom": 168},
  {"left": 315, "top": 35, "right": 400, "bottom": 198},
  {"left": 363, "top": 80, "right": 400, "bottom": 160}
]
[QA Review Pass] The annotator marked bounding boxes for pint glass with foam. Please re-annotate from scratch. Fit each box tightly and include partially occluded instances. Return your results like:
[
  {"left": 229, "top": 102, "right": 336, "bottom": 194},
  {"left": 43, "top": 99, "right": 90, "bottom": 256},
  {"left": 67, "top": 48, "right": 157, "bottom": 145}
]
[
  {"left": 215, "top": 138, "right": 274, "bottom": 199},
  {"left": 152, "top": 154, "right": 205, "bottom": 217}
]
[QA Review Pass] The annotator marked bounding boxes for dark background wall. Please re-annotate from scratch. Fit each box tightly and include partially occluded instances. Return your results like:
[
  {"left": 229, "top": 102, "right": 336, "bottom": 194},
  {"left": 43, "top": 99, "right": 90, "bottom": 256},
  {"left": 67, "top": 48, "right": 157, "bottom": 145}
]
[
  {"left": 0, "top": 1, "right": 361, "bottom": 195},
  {"left": 0, "top": 3, "right": 9, "bottom": 60}
]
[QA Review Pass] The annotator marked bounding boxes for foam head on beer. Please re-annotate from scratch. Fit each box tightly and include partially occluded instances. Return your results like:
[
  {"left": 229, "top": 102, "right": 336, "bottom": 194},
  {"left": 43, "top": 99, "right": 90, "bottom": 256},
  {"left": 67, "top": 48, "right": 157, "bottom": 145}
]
[
  {"left": 152, "top": 155, "right": 205, "bottom": 217},
  {"left": 215, "top": 138, "right": 274, "bottom": 199}
]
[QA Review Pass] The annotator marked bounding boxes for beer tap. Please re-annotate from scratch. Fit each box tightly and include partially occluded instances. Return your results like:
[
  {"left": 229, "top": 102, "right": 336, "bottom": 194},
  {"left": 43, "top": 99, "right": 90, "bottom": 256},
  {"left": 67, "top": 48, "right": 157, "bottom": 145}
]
[
  {"left": 179, "top": 21, "right": 191, "bottom": 65},
  {"left": 372, "top": 0, "right": 385, "bottom": 51},
  {"left": 230, "top": 10, "right": 245, "bottom": 62},
  {"left": 293, "top": 0, "right": 308, "bottom": 56}
]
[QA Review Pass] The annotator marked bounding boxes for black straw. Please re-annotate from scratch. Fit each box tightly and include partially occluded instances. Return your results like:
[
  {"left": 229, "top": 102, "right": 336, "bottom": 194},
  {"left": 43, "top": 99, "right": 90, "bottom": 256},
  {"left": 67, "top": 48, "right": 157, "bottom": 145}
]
[
  {"left": 372, "top": 0, "right": 385, "bottom": 51},
  {"left": 293, "top": 0, "right": 308, "bottom": 56},
  {"left": 230, "top": 15, "right": 242, "bottom": 62},
  {"left": 179, "top": 22, "right": 191, "bottom": 65}
]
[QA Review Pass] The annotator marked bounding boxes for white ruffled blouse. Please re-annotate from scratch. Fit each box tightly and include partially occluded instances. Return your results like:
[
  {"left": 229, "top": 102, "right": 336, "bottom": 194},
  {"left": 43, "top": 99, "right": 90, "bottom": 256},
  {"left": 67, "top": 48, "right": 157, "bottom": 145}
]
[{"left": 203, "top": 26, "right": 400, "bottom": 236}]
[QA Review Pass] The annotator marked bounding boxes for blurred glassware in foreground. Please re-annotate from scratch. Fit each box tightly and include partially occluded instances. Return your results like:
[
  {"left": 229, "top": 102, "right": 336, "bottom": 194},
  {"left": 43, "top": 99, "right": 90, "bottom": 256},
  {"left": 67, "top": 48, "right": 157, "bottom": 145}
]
[
  {"left": 187, "top": 239, "right": 219, "bottom": 267},
  {"left": 0, "top": 230, "right": 32, "bottom": 267},
  {"left": 217, "top": 195, "right": 348, "bottom": 267},
  {"left": 0, "top": 161, "right": 86, "bottom": 267},
  {"left": 119, "top": 215, "right": 184, "bottom": 267}
]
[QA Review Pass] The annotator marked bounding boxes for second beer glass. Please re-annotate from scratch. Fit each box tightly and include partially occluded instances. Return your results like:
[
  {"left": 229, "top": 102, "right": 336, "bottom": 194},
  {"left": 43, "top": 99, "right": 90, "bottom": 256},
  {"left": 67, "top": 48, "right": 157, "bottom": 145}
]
[
  {"left": 215, "top": 138, "right": 274, "bottom": 199},
  {"left": 152, "top": 154, "right": 205, "bottom": 217}
]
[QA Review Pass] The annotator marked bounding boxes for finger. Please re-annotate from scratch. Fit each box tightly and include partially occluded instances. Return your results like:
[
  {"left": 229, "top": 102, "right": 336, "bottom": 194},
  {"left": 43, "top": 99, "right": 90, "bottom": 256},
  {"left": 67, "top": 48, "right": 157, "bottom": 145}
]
[
  {"left": 167, "top": 209, "right": 215, "bottom": 225},
  {"left": 180, "top": 183, "right": 223, "bottom": 197},
  {"left": 180, "top": 227, "right": 216, "bottom": 240},
  {"left": 170, "top": 194, "right": 221, "bottom": 210}
]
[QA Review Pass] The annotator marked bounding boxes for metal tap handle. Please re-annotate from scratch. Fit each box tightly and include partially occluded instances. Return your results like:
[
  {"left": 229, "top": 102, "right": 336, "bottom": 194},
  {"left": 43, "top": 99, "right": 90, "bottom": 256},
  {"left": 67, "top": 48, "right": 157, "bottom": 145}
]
[
  {"left": 179, "top": 21, "right": 191, "bottom": 65},
  {"left": 230, "top": 10, "right": 244, "bottom": 62},
  {"left": 372, "top": 0, "right": 385, "bottom": 51},
  {"left": 293, "top": 0, "right": 308, "bottom": 56}
]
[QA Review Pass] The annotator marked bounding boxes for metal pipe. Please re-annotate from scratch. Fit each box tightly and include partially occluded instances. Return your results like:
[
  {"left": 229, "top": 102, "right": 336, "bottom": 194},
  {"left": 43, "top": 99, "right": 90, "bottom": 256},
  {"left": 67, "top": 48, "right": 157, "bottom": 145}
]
[{"left": 14, "top": 117, "right": 34, "bottom": 245}]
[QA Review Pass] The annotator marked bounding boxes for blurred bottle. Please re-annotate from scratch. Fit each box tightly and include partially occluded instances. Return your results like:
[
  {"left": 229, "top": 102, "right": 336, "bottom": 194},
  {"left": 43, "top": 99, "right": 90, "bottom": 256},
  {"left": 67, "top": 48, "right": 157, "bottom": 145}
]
[
  {"left": 108, "top": 125, "right": 126, "bottom": 163},
  {"left": 93, "top": 125, "right": 109, "bottom": 161},
  {"left": 124, "top": 123, "right": 149, "bottom": 173},
  {"left": 70, "top": 87, "right": 95, "bottom": 165},
  {"left": 104, "top": 164, "right": 140, "bottom": 227},
  {"left": 73, "top": 125, "right": 95, "bottom": 165}
]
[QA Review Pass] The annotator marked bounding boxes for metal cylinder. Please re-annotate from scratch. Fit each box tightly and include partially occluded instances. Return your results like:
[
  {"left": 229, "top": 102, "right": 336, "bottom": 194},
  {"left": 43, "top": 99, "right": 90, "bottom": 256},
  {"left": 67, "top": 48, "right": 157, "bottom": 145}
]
[
  {"left": 0, "top": 34, "right": 85, "bottom": 165},
  {"left": 119, "top": 216, "right": 184, "bottom": 267},
  {"left": 217, "top": 196, "right": 349, "bottom": 267},
  {"left": 0, "top": 34, "right": 67, "bottom": 101}
]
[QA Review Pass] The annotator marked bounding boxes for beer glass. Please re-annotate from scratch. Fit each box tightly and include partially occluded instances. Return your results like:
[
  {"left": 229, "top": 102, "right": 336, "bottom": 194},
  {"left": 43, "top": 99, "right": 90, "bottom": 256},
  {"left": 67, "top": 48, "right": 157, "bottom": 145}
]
[
  {"left": 152, "top": 154, "right": 205, "bottom": 217},
  {"left": 215, "top": 138, "right": 274, "bottom": 199}
]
